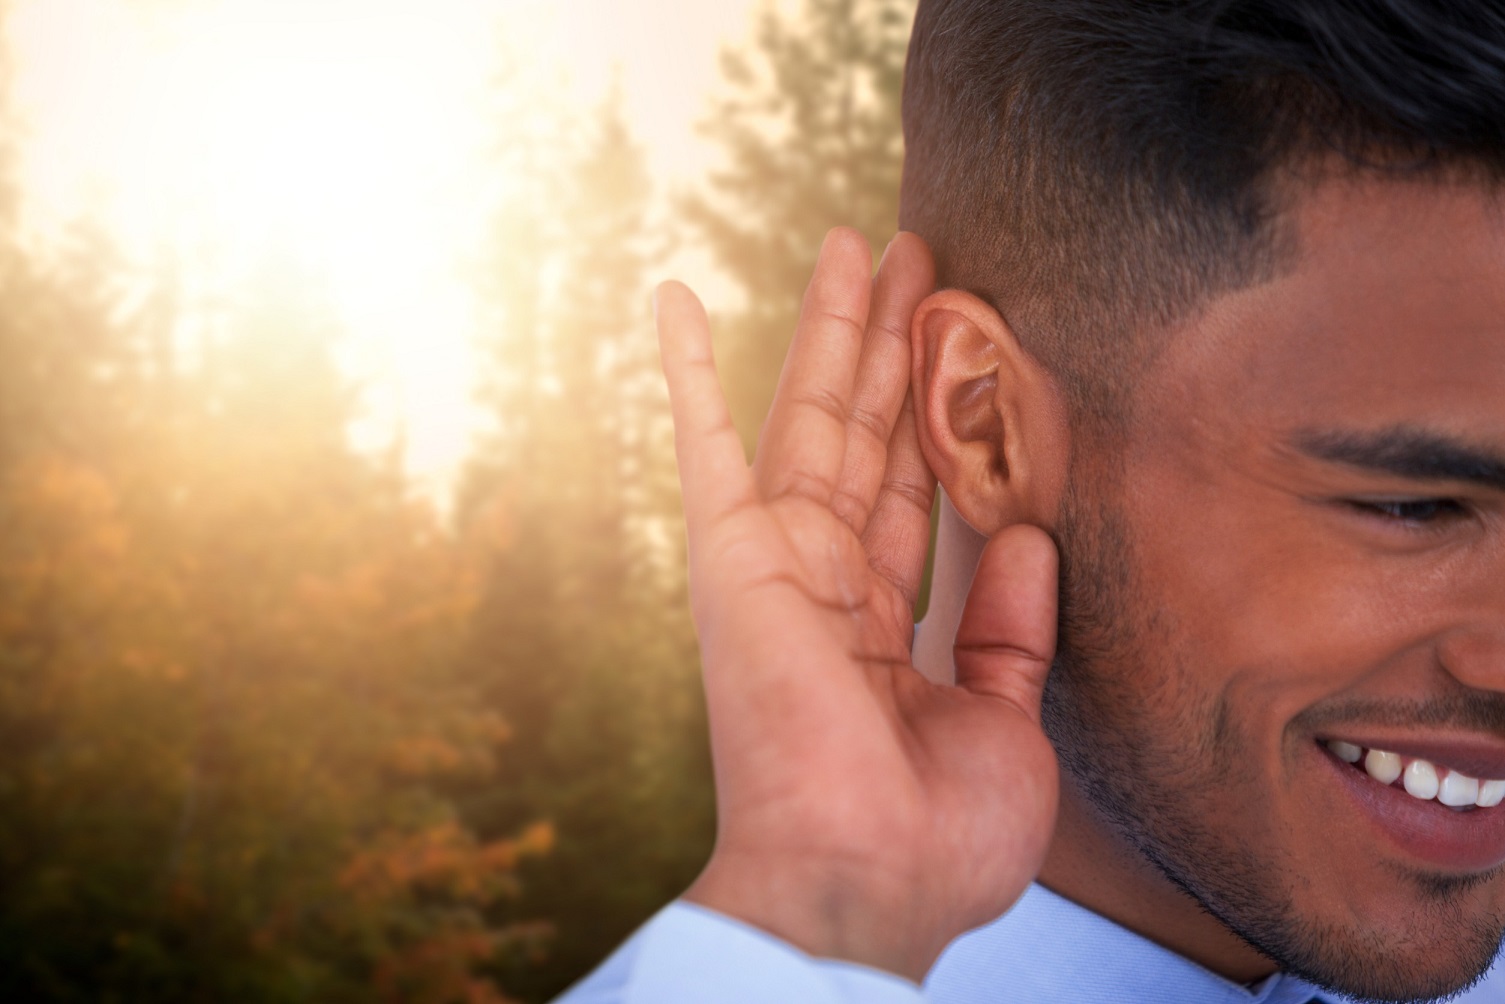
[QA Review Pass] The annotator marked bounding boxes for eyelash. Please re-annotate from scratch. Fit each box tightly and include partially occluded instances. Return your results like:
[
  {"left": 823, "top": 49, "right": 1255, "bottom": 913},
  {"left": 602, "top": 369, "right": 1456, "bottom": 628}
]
[{"left": 1351, "top": 498, "right": 1467, "bottom": 527}]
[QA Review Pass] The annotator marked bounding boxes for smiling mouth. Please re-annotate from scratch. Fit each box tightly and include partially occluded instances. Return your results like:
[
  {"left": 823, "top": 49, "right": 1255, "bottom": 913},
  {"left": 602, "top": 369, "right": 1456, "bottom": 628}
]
[{"left": 1322, "top": 739, "right": 1505, "bottom": 811}]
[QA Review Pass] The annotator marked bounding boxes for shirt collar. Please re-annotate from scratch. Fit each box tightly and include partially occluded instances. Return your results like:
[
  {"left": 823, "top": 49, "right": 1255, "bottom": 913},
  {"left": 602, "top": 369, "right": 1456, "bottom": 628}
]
[{"left": 924, "top": 883, "right": 1340, "bottom": 1004}]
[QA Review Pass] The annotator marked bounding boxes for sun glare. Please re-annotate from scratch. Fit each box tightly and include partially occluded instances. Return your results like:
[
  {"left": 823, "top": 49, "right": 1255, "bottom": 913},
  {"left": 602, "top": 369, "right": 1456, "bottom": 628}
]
[
  {"left": 9, "top": 0, "right": 515, "bottom": 494},
  {"left": 7, "top": 0, "right": 757, "bottom": 497}
]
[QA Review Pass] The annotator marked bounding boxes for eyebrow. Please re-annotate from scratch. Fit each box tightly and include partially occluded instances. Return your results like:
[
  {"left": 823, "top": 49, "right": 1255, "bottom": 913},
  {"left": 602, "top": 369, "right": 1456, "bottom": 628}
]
[{"left": 1293, "top": 427, "right": 1505, "bottom": 491}]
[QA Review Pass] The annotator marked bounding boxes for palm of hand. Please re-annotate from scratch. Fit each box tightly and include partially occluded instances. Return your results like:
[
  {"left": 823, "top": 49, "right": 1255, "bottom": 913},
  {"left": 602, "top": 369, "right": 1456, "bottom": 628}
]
[{"left": 657, "top": 229, "right": 1060, "bottom": 980}]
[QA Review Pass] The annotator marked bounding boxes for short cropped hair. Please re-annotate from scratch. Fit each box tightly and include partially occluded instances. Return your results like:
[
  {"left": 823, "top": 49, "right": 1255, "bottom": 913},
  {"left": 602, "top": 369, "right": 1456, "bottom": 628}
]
[{"left": 901, "top": 0, "right": 1505, "bottom": 428}]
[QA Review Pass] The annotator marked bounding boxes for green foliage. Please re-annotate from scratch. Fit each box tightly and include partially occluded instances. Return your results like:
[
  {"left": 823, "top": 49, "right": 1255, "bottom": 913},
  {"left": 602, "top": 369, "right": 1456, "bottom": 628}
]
[
  {"left": 457, "top": 4, "right": 914, "bottom": 998},
  {"left": 0, "top": 228, "right": 538, "bottom": 1002},
  {"left": 0, "top": 1, "right": 917, "bottom": 1000},
  {"left": 684, "top": 0, "right": 915, "bottom": 449},
  {"left": 451, "top": 3, "right": 909, "bottom": 993},
  {"left": 460, "top": 91, "right": 714, "bottom": 1002}
]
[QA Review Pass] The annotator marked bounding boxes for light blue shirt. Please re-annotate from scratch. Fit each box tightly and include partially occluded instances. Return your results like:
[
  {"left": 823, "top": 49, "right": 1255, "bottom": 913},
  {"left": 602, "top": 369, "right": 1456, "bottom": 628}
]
[{"left": 557, "top": 882, "right": 1505, "bottom": 1003}]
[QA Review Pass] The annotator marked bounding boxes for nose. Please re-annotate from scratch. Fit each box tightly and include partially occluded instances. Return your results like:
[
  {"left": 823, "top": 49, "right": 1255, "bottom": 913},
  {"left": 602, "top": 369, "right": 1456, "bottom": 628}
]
[
  {"left": 1437, "top": 545, "right": 1505, "bottom": 691},
  {"left": 1440, "top": 623, "right": 1505, "bottom": 694}
]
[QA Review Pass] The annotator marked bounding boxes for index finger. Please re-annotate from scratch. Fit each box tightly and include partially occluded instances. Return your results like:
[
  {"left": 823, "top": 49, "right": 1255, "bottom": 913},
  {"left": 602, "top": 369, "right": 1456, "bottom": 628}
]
[{"left": 655, "top": 280, "right": 757, "bottom": 539}]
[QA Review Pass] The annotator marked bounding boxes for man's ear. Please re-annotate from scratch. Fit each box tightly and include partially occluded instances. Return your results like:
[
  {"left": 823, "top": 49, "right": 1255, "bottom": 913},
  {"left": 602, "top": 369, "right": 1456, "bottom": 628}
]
[{"left": 911, "top": 290, "right": 1069, "bottom": 535}]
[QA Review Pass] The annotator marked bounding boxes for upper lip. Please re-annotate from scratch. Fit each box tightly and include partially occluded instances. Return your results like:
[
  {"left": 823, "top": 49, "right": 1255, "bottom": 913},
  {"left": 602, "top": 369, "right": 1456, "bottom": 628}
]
[{"left": 1319, "top": 733, "right": 1505, "bottom": 781}]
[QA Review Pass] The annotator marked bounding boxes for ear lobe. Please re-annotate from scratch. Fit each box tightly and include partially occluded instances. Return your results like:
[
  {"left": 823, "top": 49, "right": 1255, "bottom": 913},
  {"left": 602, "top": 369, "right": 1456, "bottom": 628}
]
[{"left": 911, "top": 290, "right": 1068, "bottom": 535}]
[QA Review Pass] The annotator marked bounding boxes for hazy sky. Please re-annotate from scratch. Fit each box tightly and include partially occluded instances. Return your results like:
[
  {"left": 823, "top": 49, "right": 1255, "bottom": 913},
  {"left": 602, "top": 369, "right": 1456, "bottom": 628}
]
[{"left": 7, "top": 0, "right": 771, "bottom": 499}]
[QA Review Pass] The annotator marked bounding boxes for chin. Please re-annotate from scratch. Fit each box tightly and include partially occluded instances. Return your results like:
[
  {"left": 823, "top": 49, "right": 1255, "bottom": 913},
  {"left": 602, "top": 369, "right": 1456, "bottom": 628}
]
[{"left": 1250, "top": 903, "right": 1505, "bottom": 1003}]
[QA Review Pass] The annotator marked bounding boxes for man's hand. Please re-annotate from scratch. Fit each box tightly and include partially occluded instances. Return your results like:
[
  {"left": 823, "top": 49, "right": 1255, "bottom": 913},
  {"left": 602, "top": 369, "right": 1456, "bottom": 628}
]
[{"left": 656, "top": 229, "right": 1060, "bottom": 982}]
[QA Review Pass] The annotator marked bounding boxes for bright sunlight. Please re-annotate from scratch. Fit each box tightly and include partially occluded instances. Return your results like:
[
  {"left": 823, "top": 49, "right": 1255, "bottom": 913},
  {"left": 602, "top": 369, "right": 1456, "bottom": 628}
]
[
  {"left": 0, "top": 0, "right": 913, "bottom": 997},
  {"left": 9, "top": 0, "right": 753, "bottom": 496}
]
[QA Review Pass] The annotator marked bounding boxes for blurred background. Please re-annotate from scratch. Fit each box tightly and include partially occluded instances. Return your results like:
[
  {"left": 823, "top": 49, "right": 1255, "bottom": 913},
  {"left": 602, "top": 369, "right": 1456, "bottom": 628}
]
[{"left": 0, "top": 0, "right": 912, "bottom": 999}]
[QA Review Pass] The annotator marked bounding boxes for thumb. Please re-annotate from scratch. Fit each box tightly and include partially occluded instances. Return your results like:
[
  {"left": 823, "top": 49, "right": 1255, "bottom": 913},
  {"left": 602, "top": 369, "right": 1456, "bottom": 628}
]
[{"left": 952, "top": 523, "right": 1059, "bottom": 722}]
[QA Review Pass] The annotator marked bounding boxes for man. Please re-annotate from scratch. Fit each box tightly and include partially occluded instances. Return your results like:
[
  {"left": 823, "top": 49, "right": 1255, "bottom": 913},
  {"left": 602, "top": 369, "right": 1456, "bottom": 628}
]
[{"left": 561, "top": 1, "right": 1505, "bottom": 1000}]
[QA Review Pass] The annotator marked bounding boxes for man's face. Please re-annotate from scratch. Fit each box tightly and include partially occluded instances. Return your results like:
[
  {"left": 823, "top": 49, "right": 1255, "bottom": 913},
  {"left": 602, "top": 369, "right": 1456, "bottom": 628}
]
[{"left": 1043, "top": 175, "right": 1505, "bottom": 1000}]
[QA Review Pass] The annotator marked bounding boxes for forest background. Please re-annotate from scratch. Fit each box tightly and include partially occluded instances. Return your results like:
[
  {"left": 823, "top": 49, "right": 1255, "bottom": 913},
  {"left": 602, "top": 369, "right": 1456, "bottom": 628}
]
[{"left": 0, "top": 0, "right": 916, "bottom": 1000}]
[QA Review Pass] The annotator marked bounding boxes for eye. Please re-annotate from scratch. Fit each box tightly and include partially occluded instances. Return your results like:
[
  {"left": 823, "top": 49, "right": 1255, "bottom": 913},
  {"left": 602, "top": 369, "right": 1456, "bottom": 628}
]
[{"left": 1351, "top": 498, "right": 1466, "bottom": 525}]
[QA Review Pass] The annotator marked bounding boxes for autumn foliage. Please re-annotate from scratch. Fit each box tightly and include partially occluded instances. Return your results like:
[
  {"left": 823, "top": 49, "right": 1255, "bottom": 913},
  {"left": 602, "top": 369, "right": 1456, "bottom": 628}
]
[
  {"left": 0, "top": 1, "right": 912, "bottom": 1000},
  {"left": 0, "top": 233, "right": 547, "bottom": 1000}
]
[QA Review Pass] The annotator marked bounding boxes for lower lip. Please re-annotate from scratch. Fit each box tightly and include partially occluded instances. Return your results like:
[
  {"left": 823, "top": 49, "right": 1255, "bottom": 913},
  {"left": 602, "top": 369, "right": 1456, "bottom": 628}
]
[{"left": 1316, "top": 743, "right": 1505, "bottom": 873}]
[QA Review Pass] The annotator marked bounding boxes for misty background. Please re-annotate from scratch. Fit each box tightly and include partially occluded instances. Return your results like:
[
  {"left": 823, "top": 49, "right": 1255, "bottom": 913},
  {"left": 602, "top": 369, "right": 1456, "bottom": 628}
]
[{"left": 0, "top": 0, "right": 912, "bottom": 999}]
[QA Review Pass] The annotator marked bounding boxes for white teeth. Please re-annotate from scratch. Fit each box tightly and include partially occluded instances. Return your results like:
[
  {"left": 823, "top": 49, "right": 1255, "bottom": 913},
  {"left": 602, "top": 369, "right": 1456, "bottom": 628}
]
[
  {"left": 1438, "top": 770, "right": 1481, "bottom": 807},
  {"left": 1403, "top": 759, "right": 1440, "bottom": 800},
  {"left": 1478, "top": 780, "right": 1505, "bottom": 808},
  {"left": 1328, "top": 740, "right": 1363, "bottom": 763},
  {"left": 1365, "top": 749, "right": 1402, "bottom": 784},
  {"left": 1338, "top": 742, "right": 1505, "bottom": 809}
]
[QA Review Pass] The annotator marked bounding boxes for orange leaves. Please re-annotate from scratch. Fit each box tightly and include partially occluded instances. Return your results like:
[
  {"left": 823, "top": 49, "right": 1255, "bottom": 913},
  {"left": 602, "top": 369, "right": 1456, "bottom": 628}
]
[
  {"left": 0, "top": 403, "right": 537, "bottom": 1000},
  {"left": 340, "top": 819, "right": 552, "bottom": 909},
  {"left": 386, "top": 735, "right": 468, "bottom": 778},
  {"left": 7, "top": 454, "right": 128, "bottom": 561},
  {"left": 0, "top": 214, "right": 561, "bottom": 1003},
  {"left": 486, "top": 821, "right": 556, "bottom": 870},
  {"left": 0, "top": 454, "right": 130, "bottom": 633},
  {"left": 373, "top": 927, "right": 525, "bottom": 1004},
  {"left": 335, "top": 816, "right": 553, "bottom": 1000},
  {"left": 329, "top": 819, "right": 554, "bottom": 1002}
]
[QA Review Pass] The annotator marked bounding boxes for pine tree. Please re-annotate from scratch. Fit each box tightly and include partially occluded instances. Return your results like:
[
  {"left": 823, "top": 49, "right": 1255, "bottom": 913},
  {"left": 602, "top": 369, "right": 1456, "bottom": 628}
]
[
  {"left": 683, "top": 0, "right": 914, "bottom": 447},
  {"left": 0, "top": 7, "right": 549, "bottom": 998},
  {"left": 462, "top": 94, "right": 712, "bottom": 1001},
  {"left": 0, "top": 230, "right": 538, "bottom": 1004}
]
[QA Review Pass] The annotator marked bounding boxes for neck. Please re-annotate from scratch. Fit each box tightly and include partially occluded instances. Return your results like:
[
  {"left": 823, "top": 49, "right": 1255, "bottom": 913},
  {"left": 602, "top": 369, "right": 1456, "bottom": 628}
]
[
  {"left": 1036, "top": 788, "right": 1276, "bottom": 982},
  {"left": 916, "top": 501, "right": 1276, "bottom": 982}
]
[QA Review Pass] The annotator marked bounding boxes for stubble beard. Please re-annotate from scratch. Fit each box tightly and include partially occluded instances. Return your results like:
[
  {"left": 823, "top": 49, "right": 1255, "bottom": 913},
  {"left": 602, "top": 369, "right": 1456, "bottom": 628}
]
[{"left": 1041, "top": 473, "right": 1504, "bottom": 1003}]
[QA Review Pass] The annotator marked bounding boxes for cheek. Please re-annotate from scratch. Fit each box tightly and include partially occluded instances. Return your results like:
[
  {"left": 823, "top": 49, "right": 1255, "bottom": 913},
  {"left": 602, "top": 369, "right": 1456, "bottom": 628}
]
[{"left": 1119, "top": 466, "right": 1422, "bottom": 739}]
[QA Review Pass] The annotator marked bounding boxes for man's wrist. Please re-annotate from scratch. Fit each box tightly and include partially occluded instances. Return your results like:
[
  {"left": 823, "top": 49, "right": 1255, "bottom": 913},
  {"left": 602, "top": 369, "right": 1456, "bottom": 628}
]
[{"left": 683, "top": 851, "right": 939, "bottom": 983}]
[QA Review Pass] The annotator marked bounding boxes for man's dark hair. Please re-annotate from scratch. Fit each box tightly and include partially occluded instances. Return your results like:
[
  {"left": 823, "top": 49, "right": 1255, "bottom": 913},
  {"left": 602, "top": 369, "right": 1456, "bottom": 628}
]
[{"left": 901, "top": 0, "right": 1505, "bottom": 428}]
